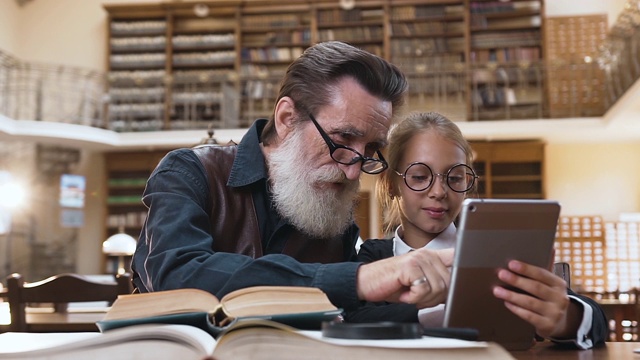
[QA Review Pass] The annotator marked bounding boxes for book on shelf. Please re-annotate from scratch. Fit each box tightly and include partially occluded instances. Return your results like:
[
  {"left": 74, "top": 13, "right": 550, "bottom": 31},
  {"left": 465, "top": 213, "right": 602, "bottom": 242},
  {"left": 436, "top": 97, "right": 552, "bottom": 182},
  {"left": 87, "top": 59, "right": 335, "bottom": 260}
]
[
  {"left": 96, "top": 286, "right": 343, "bottom": 336},
  {"left": 0, "top": 319, "right": 514, "bottom": 360}
]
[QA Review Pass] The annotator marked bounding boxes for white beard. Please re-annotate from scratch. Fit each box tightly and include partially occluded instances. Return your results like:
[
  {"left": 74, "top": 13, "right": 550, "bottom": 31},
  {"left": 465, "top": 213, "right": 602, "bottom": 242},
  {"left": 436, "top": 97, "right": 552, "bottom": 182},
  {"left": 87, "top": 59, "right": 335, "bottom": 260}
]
[{"left": 268, "top": 129, "right": 360, "bottom": 239}]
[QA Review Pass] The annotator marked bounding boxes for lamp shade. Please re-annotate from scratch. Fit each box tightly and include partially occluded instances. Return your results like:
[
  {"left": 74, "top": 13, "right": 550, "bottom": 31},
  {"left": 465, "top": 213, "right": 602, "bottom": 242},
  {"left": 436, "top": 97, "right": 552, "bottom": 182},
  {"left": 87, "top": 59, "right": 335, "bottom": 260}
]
[{"left": 102, "top": 233, "right": 137, "bottom": 256}]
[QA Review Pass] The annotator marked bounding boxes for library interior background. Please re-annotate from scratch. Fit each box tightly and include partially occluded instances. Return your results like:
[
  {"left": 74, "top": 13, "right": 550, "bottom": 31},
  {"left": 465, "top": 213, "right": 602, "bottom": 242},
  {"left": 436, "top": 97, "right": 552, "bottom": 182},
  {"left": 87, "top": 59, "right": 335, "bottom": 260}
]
[{"left": 1, "top": 0, "right": 640, "bottom": 341}]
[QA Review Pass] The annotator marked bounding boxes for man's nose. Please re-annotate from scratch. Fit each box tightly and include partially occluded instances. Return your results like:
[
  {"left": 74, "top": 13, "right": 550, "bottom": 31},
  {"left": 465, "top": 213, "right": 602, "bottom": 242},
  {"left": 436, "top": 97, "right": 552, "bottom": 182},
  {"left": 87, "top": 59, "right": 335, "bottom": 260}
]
[{"left": 341, "top": 163, "right": 362, "bottom": 181}]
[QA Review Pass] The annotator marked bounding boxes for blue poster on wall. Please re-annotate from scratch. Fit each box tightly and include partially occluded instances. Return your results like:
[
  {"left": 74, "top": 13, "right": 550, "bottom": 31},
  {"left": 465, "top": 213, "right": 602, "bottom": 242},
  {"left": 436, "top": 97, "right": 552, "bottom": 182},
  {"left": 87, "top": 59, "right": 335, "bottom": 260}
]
[{"left": 59, "top": 174, "right": 86, "bottom": 208}]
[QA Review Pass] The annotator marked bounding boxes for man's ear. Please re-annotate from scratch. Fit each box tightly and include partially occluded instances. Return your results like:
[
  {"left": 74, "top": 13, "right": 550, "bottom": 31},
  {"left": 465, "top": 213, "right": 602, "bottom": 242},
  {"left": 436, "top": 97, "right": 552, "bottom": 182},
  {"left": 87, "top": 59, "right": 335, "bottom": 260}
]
[{"left": 273, "top": 97, "right": 297, "bottom": 141}]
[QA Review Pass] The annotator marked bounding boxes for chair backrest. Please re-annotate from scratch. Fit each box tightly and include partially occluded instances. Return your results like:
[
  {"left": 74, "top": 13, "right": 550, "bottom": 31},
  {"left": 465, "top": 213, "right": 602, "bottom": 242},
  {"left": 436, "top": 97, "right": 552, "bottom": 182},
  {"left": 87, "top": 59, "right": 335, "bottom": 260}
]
[{"left": 6, "top": 272, "right": 132, "bottom": 332}]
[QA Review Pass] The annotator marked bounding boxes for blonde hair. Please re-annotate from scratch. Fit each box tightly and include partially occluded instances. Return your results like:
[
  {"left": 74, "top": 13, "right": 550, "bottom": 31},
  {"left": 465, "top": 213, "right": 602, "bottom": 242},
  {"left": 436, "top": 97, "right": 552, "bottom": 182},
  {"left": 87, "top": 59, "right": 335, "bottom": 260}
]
[{"left": 377, "top": 112, "right": 474, "bottom": 234}]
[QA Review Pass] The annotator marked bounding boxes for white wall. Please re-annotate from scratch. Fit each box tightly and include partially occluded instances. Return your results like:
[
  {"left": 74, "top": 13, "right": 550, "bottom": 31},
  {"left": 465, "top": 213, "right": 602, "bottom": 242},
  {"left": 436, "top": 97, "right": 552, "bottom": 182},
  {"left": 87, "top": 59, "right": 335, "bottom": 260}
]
[
  {"left": 546, "top": 0, "right": 626, "bottom": 27},
  {"left": 7, "top": 0, "right": 159, "bottom": 70},
  {"left": 0, "top": 0, "right": 21, "bottom": 54},
  {"left": 546, "top": 142, "right": 640, "bottom": 221}
]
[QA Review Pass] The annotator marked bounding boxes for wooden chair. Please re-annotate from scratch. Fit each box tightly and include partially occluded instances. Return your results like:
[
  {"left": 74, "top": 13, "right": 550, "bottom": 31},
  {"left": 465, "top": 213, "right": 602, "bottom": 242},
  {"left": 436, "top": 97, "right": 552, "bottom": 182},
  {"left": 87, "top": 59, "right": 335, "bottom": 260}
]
[{"left": 6, "top": 272, "right": 132, "bottom": 332}]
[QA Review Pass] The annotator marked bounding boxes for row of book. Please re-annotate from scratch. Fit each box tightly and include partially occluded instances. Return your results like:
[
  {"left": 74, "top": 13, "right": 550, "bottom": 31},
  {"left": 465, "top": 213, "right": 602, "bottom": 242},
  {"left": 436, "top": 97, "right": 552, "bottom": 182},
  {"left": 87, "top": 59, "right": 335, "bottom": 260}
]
[
  {"left": 392, "top": 54, "right": 465, "bottom": 72},
  {"left": 111, "top": 20, "right": 166, "bottom": 36},
  {"left": 109, "top": 87, "right": 165, "bottom": 103},
  {"left": 470, "top": 15, "right": 541, "bottom": 30},
  {"left": 108, "top": 178, "right": 147, "bottom": 187},
  {"left": 243, "top": 30, "right": 311, "bottom": 47},
  {"left": 110, "top": 53, "right": 165, "bottom": 69},
  {"left": 318, "top": 27, "right": 383, "bottom": 42},
  {"left": 391, "top": 4, "right": 464, "bottom": 21},
  {"left": 470, "top": 47, "right": 541, "bottom": 63},
  {"left": 317, "top": 8, "right": 384, "bottom": 24},
  {"left": 110, "top": 36, "right": 166, "bottom": 52},
  {"left": 390, "top": 21, "right": 465, "bottom": 37},
  {"left": 471, "top": 30, "right": 540, "bottom": 49},
  {"left": 109, "top": 119, "right": 164, "bottom": 132},
  {"left": 241, "top": 14, "right": 307, "bottom": 29},
  {"left": 172, "top": 91, "right": 223, "bottom": 104},
  {"left": 172, "top": 51, "right": 236, "bottom": 67},
  {"left": 108, "top": 103, "right": 163, "bottom": 117},
  {"left": 240, "top": 47, "right": 304, "bottom": 63},
  {"left": 469, "top": 1, "right": 516, "bottom": 14},
  {"left": 106, "top": 211, "right": 147, "bottom": 228},
  {"left": 391, "top": 38, "right": 465, "bottom": 56},
  {"left": 172, "top": 34, "right": 235, "bottom": 49}
]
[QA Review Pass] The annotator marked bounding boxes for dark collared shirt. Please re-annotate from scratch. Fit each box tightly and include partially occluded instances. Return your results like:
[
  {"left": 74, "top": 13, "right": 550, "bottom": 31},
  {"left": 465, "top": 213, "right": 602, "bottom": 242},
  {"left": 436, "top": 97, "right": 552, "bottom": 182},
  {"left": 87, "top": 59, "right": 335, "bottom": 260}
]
[{"left": 132, "top": 119, "right": 362, "bottom": 310}]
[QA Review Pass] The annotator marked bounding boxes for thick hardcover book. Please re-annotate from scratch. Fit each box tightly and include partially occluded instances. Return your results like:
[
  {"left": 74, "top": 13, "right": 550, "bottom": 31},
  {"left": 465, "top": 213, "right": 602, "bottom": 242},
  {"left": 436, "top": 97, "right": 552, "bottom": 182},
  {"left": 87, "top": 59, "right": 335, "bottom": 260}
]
[
  {"left": 96, "top": 286, "right": 343, "bottom": 335},
  {"left": 0, "top": 319, "right": 514, "bottom": 360}
]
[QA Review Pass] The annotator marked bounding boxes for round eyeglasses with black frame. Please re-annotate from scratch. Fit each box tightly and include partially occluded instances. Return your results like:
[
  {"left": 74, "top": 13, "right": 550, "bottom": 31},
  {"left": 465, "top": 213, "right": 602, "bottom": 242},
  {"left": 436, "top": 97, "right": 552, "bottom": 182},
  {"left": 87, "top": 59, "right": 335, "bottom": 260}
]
[
  {"left": 308, "top": 113, "right": 388, "bottom": 175},
  {"left": 395, "top": 163, "right": 478, "bottom": 193}
]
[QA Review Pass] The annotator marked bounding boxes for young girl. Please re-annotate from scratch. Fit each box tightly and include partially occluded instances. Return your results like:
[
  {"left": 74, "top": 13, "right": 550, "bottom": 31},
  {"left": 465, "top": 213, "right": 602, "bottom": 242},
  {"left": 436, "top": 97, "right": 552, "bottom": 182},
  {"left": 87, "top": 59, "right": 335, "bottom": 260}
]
[{"left": 349, "top": 112, "right": 607, "bottom": 349}]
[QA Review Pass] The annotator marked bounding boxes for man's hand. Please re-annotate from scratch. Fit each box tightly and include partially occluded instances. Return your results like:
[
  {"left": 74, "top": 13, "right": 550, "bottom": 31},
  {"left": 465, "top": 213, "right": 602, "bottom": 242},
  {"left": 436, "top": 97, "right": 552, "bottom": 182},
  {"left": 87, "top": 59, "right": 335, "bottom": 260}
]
[
  {"left": 356, "top": 248, "right": 454, "bottom": 309},
  {"left": 492, "top": 260, "right": 581, "bottom": 339}
]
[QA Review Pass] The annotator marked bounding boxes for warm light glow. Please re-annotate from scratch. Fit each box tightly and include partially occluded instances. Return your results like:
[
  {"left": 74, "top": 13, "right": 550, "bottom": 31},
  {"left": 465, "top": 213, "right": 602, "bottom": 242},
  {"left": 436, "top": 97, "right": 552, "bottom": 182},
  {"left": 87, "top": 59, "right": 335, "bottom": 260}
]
[
  {"left": 0, "top": 302, "right": 9, "bottom": 326},
  {"left": 0, "top": 174, "right": 27, "bottom": 209}
]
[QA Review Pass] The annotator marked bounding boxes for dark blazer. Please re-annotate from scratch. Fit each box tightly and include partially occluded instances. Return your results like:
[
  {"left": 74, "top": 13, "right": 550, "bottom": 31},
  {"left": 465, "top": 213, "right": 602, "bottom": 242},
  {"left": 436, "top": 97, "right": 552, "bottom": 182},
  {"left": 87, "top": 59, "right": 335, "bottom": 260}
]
[{"left": 348, "top": 239, "right": 609, "bottom": 347}]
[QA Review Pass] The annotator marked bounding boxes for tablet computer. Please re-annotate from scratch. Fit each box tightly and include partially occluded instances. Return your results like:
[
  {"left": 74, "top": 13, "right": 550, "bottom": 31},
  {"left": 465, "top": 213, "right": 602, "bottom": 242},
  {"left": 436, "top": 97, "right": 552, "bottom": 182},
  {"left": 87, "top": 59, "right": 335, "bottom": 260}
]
[{"left": 443, "top": 198, "right": 561, "bottom": 350}]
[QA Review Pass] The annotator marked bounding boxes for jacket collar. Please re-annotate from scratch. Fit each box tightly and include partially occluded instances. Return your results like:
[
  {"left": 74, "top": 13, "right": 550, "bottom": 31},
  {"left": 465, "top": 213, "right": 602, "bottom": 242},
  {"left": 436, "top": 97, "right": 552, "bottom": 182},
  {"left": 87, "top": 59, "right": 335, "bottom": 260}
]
[{"left": 228, "top": 119, "right": 268, "bottom": 187}]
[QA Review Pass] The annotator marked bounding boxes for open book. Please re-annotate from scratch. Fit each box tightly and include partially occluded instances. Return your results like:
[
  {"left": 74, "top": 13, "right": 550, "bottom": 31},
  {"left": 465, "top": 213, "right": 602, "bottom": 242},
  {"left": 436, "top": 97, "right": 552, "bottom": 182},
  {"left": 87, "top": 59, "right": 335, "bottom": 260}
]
[
  {"left": 0, "top": 319, "right": 514, "bottom": 360},
  {"left": 97, "top": 286, "right": 343, "bottom": 335}
]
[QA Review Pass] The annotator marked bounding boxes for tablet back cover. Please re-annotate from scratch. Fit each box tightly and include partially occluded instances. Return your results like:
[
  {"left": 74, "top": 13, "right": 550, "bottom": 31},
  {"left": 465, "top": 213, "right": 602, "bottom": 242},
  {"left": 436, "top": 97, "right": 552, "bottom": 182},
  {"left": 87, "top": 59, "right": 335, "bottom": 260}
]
[{"left": 443, "top": 199, "right": 560, "bottom": 350}]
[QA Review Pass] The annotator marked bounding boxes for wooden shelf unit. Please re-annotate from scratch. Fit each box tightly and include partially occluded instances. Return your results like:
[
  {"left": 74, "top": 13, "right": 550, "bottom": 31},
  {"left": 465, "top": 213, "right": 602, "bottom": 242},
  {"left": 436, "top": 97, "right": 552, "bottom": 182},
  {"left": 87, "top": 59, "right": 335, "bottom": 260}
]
[
  {"left": 467, "top": 0, "right": 545, "bottom": 121},
  {"left": 104, "top": 150, "right": 170, "bottom": 273},
  {"left": 104, "top": 0, "right": 552, "bottom": 131},
  {"left": 470, "top": 140, "right": 545, "bottom": 199},
  {"left": 545, "top": 14, "right": 608, "bottom": 118}
]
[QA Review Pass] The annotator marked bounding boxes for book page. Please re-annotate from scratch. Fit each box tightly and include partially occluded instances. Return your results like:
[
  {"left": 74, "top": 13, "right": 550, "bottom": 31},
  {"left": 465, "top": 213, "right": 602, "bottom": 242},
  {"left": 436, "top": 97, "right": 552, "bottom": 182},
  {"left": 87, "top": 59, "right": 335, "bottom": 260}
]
[
  {"left": 0, "top": 324, "right": 215, "bottom": 358},
  {"left": 103, "top": 288, "right": 220, "bottom": 321},
  {"left": 220, "top": 286, "right": 338, "bottom": 317},
  {"left": 215, "top": 325, "right": 513, "bottom": 360}
]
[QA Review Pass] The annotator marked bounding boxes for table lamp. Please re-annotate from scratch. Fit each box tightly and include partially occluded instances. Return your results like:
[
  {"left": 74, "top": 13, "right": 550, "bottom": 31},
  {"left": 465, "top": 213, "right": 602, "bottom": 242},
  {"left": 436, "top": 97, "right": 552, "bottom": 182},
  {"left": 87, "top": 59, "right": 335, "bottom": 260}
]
[{"left": 102, "top": 230, "right": 137, "bottom": 275}]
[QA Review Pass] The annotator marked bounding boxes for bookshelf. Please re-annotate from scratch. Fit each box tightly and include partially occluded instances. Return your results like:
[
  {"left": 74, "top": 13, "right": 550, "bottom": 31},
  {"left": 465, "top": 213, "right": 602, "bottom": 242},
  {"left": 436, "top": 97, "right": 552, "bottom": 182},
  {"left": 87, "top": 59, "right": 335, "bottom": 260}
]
[
  {"left": 470, "top": 140, "right": 545, "bottom": 199},
  {"left": 106, "top": 6, "right": 168, "bottom": 132},
  {"left": 104, "top": 150, "right": 169, "bottom": 273},
  {"left": 389, "top": 0, "right": 467, "bottom": 119},
  {"left": 104, "top": 0, "right": 550, "bottom": 129},
  {"left": 169, "top": 4, "right": 240, "bottom": 130},
  {"left": 239, "top": 3, "right": 312, "bottom": 126},
  {"left": 316, "top": 2, "right": 386, "bottom": 57},
  {"left": 467, "top": 0, "right": 545, "bottom": 120}
]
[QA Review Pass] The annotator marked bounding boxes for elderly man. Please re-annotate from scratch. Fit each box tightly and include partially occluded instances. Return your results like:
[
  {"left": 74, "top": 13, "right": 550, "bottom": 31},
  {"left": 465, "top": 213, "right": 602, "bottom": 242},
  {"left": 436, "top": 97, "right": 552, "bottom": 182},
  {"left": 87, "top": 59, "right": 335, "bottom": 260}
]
[{"left": 132, "top": 41, "right": 452, "bottom": 313}]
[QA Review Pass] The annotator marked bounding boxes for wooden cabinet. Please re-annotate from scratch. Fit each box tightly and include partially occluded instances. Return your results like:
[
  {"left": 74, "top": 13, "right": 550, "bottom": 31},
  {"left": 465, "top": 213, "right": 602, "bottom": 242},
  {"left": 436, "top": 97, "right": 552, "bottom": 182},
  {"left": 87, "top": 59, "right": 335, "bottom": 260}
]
[
  {"left": 545, "top": 14, "right": 608, "bottom": 118},
  {"left": 470, "top": 140, "right": 545, "bottom": 199},
  {"left": 104, "top": 0, "right": 548, "bottom": 130},
  {"left": 104, "top": 150, "right": 169, "bottom": 272}
]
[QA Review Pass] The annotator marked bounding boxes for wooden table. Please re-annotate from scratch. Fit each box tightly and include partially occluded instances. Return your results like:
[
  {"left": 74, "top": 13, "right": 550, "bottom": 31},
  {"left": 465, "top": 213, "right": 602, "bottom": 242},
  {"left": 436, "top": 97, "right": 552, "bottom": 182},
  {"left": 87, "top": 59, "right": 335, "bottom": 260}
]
[
  {"left": 22, "top": 311, "right": 106, "bottom": 332},
  {"left": 511, "top": 341, "right": 640, "bottom": 359},
  {"left": 0, "top": 301, "right": 107, "bottom": 332},
  {"left": 598, "top": 299, "right": 638, "bottom": 342}
]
